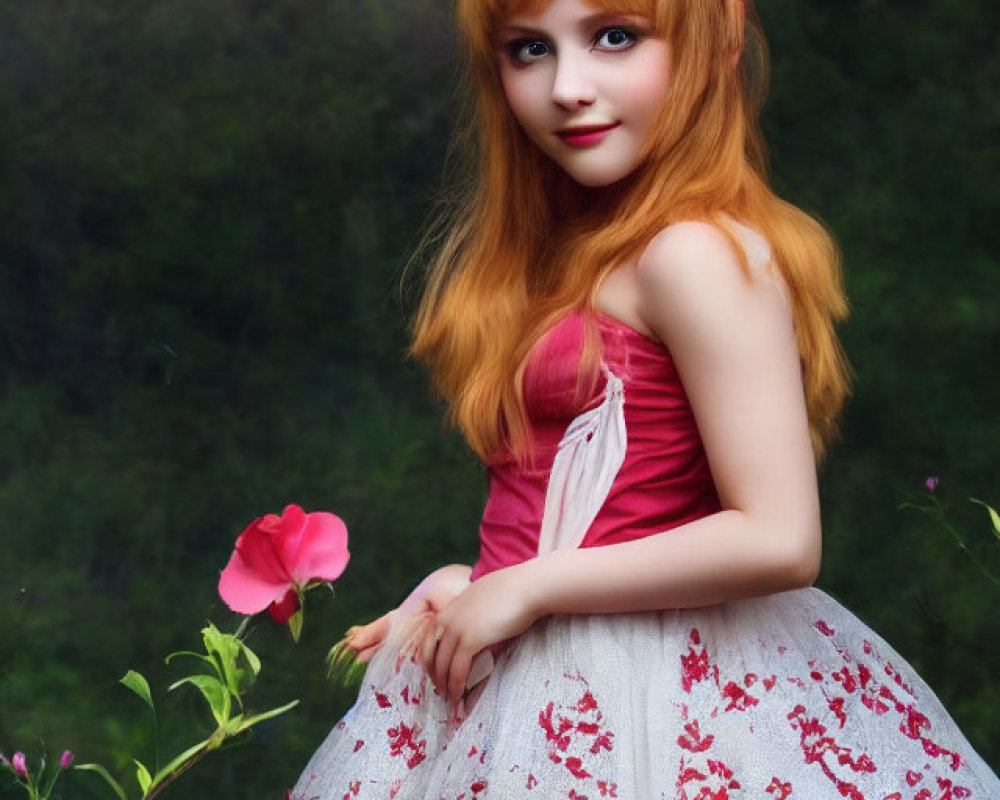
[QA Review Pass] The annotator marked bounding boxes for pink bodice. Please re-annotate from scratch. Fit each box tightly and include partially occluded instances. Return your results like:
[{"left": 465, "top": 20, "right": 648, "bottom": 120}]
[{"left": 469, "top": 312, "right": 721, "bottom": 582}]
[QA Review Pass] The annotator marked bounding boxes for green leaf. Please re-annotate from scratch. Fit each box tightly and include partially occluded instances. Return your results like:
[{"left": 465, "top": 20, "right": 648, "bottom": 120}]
[
  {"left": 40, "top": 758, "right": 62, "bottom": 798},
  {"left": 971, "top": 498, "right": 1000, "bottom": 538},
  {"left": 288, "top": 608, "right": 304, "bottom": 643},
  {"left": 74, "top": 763, "right": 128, "bottom": 800},
  {"left": 233, "top": 699, "right": 300, "bottom": 733},
  {"left": 169, "top": 674, "right": 228, "bottom": 725},
  {"left": 202, "top": 624, "right": 243, "bottom": 702},
  {"left": 149, "top": 737, "right": 212, "bottom": 790},
  {"left": 165, "top": 650, "right": 215, "bottom": 667},
  {"left": 224, "top": 713, "right": 245, "bottom": 735},
  {"left": 134, "top": 760, "right": 152, "bottom": 795},
  {"left": 120, "top": 670, "right": 155, "bottom": 713},
  {"left": 201, "top": 623, "right": 233, "bottom": 661},
  {"left": 236, "top": 639, "right": 262, "bottom": 678}
]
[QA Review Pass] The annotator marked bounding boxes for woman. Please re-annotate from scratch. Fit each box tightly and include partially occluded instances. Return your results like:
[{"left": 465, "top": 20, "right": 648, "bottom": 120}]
[{"left": 294, "top": 0, "right": 1000, "bottom": 796}]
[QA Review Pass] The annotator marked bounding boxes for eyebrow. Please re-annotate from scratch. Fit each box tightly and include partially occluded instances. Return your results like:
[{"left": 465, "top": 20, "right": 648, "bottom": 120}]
[{"left": 496, "top": 11, "right": 649, "bottom": 40}]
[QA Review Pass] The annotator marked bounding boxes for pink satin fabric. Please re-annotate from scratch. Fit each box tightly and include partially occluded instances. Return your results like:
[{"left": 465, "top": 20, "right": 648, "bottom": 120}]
[{"left": 469, "top": 312, "right": 720, "bottom": 582}]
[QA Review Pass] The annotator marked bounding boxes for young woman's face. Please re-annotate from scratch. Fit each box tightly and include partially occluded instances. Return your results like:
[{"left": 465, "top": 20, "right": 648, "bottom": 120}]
[{"left": 496, "top": 0, "right": 671, "bottom": 187}]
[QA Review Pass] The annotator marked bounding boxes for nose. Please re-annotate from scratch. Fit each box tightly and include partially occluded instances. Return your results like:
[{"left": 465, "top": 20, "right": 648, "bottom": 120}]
[{"left": 550, "top": 52, "right": 596, "bottom": 110}]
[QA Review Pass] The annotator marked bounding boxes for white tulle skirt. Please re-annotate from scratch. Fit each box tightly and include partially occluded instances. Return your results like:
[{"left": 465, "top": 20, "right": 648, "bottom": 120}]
[{"left": 292, "top": 587, "right": 999, "bottom": 799}]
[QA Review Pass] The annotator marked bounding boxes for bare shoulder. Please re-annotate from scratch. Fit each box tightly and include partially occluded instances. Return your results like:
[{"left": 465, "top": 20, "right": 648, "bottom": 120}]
[
  {"left": 637, "top": 219, "right": 775, "bottom": 293},
  {"left": 639, "top": 220, "right": 740, "bottom": 274},
  {"left": 636, "top": 220, "right": 792, "bottom": 345},
  {"left": 633, "top": 223, "right": 818, "bottom": 565}
]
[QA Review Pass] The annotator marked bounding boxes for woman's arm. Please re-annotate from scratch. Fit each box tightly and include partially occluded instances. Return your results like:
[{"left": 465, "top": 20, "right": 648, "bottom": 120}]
[
  {"left": 430, "top": 222, "right": 822, "bottom": 702},
  {"left": 522, "top": 220, "right": 821, "bottom": 614}
]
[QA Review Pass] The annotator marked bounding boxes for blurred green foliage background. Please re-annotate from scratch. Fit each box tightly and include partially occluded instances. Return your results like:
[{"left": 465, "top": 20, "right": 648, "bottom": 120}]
[{"left": 1, "top": 0, "right": 997, "bottom": 796}]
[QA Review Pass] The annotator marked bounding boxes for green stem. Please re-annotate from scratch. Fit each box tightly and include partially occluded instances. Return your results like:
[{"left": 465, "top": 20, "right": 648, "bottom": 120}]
[
  {"left": 153, "top": 706, "right": 160, "bottom": 778},
  {"left": 143, "top": 744, "right": 212, "bottom": 800},
  {"left": 17, "top": 775, "right": 40, "bottom": 800},
  {"left": 233, "top": 617, "right": 250, "bottom": 640},
  {"left": 934, "top": 515, "right": 1000, "bottom": 588},
  {"left": 902, "top": 500, "right": 1000, "bottom": 589}
]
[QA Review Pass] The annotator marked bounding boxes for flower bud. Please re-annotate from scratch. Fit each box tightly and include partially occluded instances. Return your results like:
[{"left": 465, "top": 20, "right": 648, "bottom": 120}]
[
  {"left": 60, "top": 750, "right": 74, "bottom": 770},
  {"left": 268, "top": 588, "right": 301, "bottom": 624},
  {"left": 12, "top": 751, "right": 27, "bottom": 778}
]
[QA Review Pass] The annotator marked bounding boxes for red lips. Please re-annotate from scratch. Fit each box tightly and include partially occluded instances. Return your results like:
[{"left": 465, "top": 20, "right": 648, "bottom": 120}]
[{"left": 556, "top": 122, "right": 621, "bottom": 147}]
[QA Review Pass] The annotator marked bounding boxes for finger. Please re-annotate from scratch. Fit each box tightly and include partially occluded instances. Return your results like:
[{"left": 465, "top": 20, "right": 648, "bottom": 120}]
[
  {"left": 352, "top": 632, "right": 385, "bottom": 661},
  {"left": 432, "top": 626, "right": 457, "bottom": 698},
  {"left": 446, "top": 645, "right": 473, "bottom": 705},
  {"left": 348, "top": 627, "right": 374, "bottom": 653},
  {"left": 428, "top": 624, "right": 446, "bottom": 688},
  {"left": 419, "top": 619, "right": 439, "bottom": 674},
  {"left": 350, "top": 612, "right": 392, "bottom": 651},
  {"left": 355, "top": 643, "right": 381, "bottom": 664}
]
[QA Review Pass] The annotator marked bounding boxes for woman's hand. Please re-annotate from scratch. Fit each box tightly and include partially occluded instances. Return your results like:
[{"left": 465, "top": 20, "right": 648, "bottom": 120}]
[
  {"left": 346, "top": 564, "right": 472, "bottom": 664},
  {"left": 343, "top": 611, "right": 393, "bottom": 664},
  {"left": 427, "top": 562, "right": 540, "bottom": 707}
]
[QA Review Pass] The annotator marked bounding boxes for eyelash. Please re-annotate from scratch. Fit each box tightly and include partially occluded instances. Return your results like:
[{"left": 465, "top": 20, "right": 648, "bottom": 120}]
[
  {"left": 505, "top": 26, "right": 641, "bottom": 66},
  {"left": 595, "top": 27, "right": 640, "bottom": 51}
]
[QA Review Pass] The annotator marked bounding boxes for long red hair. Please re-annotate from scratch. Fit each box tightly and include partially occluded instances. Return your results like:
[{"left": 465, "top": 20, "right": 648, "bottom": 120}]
[{"left": 411, "top": 0, "right": 849, "bottom": 462}]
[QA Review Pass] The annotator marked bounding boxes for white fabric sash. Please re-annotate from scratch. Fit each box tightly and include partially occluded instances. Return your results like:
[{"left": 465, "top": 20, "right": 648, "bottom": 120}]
[
  {"left": 418, "top": 365, "right": 628, "bottom": 693},
  {"left": 536, "top": 365, "right": 627, "bottom": 556}
]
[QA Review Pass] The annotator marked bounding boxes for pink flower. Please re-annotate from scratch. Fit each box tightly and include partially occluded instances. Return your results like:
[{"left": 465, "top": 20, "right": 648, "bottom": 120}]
[
  {"left": 60, "top": 750, "right": 74, "bottom": 770},
  {"left": 12, "top": 752, "right": 27, "bottom": 778},
  {"left": 925, "top": 476, "right": 940, "bottom": 492},
  {"left": 218, "top": 504, "right": 349, "bottom": 617}
]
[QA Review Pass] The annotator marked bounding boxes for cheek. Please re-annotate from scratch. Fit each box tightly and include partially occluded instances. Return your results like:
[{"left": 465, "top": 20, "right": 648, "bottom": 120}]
[
  {"left": 619, "top": 49, "right": 671, "bottom": 128},
  {"left": 629, "top": 76, "right": 670, "bottom": 126},
  {"left": 500, "top": 70, "right": 549, "bottom": 137}
]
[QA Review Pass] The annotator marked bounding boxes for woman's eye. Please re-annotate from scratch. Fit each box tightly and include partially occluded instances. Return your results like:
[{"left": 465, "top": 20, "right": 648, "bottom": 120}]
[
  {"left": 509, "top": 39, "right": 550, "bottom": 64},
  {"left": 594, "top": 27, "right": 639, "bottom": 51}
]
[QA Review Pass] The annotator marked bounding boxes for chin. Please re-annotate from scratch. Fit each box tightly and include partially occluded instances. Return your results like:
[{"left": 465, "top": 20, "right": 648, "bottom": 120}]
[
  {"left": 571, "top": 171, "right": 631, "bottom": 188},
  {"left": 548, "top": 152, "right": 641, "bottom": 189},
  {"left": 563, "top": 164, "right": 638, "bottom": 188}
]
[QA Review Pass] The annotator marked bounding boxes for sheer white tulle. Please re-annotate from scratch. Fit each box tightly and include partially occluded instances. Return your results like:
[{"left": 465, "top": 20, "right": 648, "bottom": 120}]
[
  {"left": 294, "top": 589, "right": 999, "bottom": 799},
  {"left": 292, "top": 365, "right": 1000, "bottom": 799}
]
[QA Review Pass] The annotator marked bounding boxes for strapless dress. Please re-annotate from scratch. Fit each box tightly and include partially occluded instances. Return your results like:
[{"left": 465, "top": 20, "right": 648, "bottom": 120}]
[{"left": 293, "top": 312, "right": 1000, "bottom": 800}]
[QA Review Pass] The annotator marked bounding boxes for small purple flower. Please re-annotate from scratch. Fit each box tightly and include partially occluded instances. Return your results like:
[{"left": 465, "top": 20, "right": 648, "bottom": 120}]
[
  {"left": 60, "top": 750, "right": 74, "bottom": 770},
  {"left": 925, "top": 476, "right": 939, "bottom": 492},
  {"left": 12, "top": 751, "right": 27, "bottom": 778},
  {"left": 0, "top": 752, "right": 9, "bottom": 768}
]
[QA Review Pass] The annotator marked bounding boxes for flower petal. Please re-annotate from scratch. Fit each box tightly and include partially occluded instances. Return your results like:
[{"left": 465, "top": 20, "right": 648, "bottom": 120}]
[
  {"left": 12, "top": 752, "right": 27, "bottom": 778},
  {"left": 267, "top": 588, "right": 301, "bottom": 624},
  {"left": 287, "top": 511, "right": 350, "bottom": 585},
  {"left": 234, "top": 514, "right": 292, "bottom": 584},
  {"left": 218, "top": 549, "right": 291, "bottom": 615},
  {"left": 273, "top": 504, "right": 309, "bottom": 575}
]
